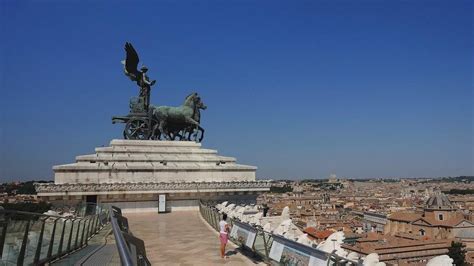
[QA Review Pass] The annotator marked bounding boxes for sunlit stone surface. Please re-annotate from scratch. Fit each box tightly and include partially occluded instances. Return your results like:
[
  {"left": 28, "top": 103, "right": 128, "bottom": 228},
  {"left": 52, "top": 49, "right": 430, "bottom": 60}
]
[
  {"left": 54, "top": 139, "right": 257, "bottom": 184},
  {"left": 317, "top": 231, "right": 347, "bottom": 257},
  {"left": 35, "top": 140, "right": 270, "bottom": 212},
  {"left": 362, "top": 253, "right": 386, "bottom": 266},
  {"left": 125, "top": 211, "right": 261, "bottom": 265},
  {"left": 426, "top": 255, "right": 454, "bottom": 266}
]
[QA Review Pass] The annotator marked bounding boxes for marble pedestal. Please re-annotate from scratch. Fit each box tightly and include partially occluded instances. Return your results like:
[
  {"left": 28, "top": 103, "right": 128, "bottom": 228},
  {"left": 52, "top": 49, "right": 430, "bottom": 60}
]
[{"left": 36, "top": 139, "right": 271, "bottom": 213}]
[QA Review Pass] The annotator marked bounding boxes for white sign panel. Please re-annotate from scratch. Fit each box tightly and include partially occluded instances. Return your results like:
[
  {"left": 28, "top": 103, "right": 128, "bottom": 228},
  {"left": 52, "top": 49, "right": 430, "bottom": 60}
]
[
  {"left": 269, "top": 240, "right": 284, "bottom": 261},
  {"left": 269, "top": 236, "right": 329, "bottom": 266},
  {"left": 309, "top": 256, "right": 327, "bottom": 266},
  {"left": 230, "top": 225, "right": 238, "bottom": 238},
  {"left": 245, "top": 231, "right": 256, "bottom": 248},
  {"left": 230, "top": 222, "right": 257, "bottom": 249},
  {"left": 158, "top": 194, "right": 166, "bottom": 213}
]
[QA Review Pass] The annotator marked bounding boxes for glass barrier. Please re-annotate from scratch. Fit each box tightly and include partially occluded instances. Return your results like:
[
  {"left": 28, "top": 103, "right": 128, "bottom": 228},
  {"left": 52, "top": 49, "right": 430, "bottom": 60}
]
[
  {"left": 78, "top": 218, "right": 87, "bottom": 247},
  {"left": 38, "top": 219, "right": 53, "bottom": 262},
  {"left": 62, "top": 219, "right": 72, "bottom": 253},
  {"left": 0, "top": 203, "right": 109, "bottom": 266},
  {"left": 2, "top": 220, "right": 28, "bottom": 265},
  {"left": 22, "top": 219, "right": 43, "bottom": 265},
  {"left": 108, "top": 205, "right": 151, "bottom": 266},
  {"left": 51, "top": 219, "right": 64, "bottom": 258},
  {"left": 254, "top": 230, "right": 271, "bottom": 261}
]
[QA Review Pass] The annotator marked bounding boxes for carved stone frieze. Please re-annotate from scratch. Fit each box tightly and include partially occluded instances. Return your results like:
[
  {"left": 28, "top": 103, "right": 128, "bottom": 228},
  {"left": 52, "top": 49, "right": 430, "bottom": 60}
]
[{"left": 35, "top": 181, "right": 272, "bottom": 193}]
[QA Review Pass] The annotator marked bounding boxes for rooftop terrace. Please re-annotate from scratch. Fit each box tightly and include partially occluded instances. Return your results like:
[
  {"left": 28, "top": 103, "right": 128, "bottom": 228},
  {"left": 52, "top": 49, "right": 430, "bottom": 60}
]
[{"left": 126, "top": 211, "right": 260, "bottom": 265}]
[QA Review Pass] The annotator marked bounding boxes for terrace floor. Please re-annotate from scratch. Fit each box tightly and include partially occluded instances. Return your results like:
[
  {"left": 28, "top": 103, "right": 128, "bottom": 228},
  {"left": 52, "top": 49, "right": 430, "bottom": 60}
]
[{"left": 126, "top": 211, "right": 261, "bottom": 265}]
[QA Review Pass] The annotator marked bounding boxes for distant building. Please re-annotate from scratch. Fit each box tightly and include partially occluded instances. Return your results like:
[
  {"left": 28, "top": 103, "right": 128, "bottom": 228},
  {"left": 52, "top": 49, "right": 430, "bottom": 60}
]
[
  {"left": 362, "top": 212, "right": 387, "bottom": 233},
  {"left": 303, "top": 227, "right": 334, "bottom": 243},
  {"left": 384, "top": 192, "right": 474, "bottom": 249},
  {"left": 328, "top": 174, "right": 338, "bottom": 183},
  {"left": 342, "top": 232, "right": 452, "bottom": 265}
]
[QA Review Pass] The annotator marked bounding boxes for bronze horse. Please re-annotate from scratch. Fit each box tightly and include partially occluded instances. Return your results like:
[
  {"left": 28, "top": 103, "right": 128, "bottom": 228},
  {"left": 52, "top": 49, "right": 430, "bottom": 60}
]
[{"left": 150, "top": 93, "right": 206, "bottom": 141}]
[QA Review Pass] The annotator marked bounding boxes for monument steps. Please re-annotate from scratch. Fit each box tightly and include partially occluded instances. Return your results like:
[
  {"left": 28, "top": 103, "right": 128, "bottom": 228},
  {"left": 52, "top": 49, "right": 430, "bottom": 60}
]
[
  {"left": 54, "top": 162, "right": 255, "bottom": 171},
  {"left": 51, "top": 139, "right": 257, "bottom": 184}
]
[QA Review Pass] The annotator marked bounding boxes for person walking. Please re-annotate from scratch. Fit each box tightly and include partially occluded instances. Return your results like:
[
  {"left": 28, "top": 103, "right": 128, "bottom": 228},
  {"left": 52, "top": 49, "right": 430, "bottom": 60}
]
[{"left": 219, "top": 213, "right": 231, "bottom": 259}]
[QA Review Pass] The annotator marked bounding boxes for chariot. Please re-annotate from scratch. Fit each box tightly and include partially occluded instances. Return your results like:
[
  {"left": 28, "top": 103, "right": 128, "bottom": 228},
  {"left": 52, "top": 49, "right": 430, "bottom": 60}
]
[
  {"left": 113, "top": 42, "right": 205, "bottom": 142},
  {"left": 112, "top": 97, "right": 159, "bottom": 140},
  {"left": 112, "top": 95, "right": 205, "bottom": 142}
]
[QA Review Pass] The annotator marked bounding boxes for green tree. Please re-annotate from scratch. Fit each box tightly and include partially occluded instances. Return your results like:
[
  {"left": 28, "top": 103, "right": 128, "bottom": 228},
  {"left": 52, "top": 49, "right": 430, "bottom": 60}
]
[
  {"left": 448, "top": 241, "right": 467, "bottom": 266},
  {"left": 446, "top": 189, "right": 474, "bottom": 195},
  {"left": 1, "top": 202, "right": 52, "bottom": 213},
  {"left": 17, "top": 181, "right": 37, "bottom": 194},
  {"left": 269, "top": 185, "right": 293, "bottom": 193}
]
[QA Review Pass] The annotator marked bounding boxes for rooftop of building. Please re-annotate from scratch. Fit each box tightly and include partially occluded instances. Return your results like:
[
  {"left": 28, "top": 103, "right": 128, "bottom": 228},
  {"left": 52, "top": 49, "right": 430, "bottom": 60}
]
[
  {"left": 425, "top": 192, "right": 454, "bottom": 210},
  {"left": 303, "top": 227, "right": 334, "bottom": 240},
  {"left": 54, "top": 210, "right": 262, "bottom": 265},
  {"left": 387, "top": 209, "right": 472, "bottom": 228},
  {"left": 342, "top": 233, "right": 452, "bottom": 261},
  {"left": 124, "top": 211, "right": 260, "bottom": 265}
]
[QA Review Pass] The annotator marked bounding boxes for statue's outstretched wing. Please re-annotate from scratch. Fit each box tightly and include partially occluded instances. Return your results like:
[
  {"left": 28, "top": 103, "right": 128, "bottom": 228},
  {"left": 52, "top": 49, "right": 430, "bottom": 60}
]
[{"left": 122, "top": 42, "right": 140, "bottom": 81}]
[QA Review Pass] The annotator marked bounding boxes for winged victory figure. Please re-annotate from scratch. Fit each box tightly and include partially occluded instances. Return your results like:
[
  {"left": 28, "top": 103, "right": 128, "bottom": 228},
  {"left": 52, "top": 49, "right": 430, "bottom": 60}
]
[{"left": 121, "top": 42, "right": 156, "bottom": 110}]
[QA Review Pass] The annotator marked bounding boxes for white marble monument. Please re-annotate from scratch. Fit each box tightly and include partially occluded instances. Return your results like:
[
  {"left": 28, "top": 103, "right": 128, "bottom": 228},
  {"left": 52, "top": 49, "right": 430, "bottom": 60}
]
[
  {"left": 54, "top": 139, "right": 256, "bottom": 184},
  {"left": 36, "top": 139, "right": 271, "bottom": 213}
]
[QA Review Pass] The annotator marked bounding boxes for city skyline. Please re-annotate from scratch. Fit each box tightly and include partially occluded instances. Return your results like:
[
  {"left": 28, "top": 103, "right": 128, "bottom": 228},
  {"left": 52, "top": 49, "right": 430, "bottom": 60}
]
[{"left": 1, "top": 1, "right": 472, "bottom": 181}]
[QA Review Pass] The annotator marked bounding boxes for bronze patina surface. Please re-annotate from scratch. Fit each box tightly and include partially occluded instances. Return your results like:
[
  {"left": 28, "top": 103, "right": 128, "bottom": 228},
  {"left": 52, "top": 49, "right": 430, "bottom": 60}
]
[{"left": 113, "top": 42, "right": 206, "bottom": 142}]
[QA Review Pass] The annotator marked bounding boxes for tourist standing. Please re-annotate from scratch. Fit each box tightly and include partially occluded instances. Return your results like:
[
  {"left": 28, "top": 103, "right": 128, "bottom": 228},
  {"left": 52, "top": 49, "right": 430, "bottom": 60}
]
[{"left": 219, "top": 213, "right": 231, "bottom": 258}]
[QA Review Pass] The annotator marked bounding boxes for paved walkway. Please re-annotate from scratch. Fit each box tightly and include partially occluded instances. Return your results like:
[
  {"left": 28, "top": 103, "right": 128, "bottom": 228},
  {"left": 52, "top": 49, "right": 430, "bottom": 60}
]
[
  {"left": 126, "top": 211, "right": 262, "bottom": 265},
  {"left": 53, "top": 225, "right": 120, "bottom": 266}
]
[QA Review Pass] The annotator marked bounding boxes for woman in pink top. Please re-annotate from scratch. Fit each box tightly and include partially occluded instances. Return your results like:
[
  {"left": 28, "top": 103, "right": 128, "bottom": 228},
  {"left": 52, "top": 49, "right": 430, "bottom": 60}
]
[{"left": 219, "top": 213, "right": 231, "bottom": 258}]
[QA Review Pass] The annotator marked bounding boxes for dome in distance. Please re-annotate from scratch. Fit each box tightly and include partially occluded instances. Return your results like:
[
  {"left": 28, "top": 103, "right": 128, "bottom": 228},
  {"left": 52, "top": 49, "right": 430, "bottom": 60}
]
[{"left": 425, "top": 192, "right": 453, "bottom": 211}]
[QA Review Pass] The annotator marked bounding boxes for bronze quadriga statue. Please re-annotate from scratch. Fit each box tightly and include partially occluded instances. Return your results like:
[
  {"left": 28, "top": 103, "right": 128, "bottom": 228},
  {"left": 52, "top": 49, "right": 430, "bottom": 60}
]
[{"left": 112, "top": 42, "right": 206, "bottom": 142}]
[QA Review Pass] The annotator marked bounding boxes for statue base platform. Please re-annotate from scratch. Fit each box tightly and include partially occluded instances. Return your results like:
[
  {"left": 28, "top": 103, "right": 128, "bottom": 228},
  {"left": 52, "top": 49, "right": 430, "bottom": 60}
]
[{"left": 35, "top": 139, "right": 270, "bottom": 213}]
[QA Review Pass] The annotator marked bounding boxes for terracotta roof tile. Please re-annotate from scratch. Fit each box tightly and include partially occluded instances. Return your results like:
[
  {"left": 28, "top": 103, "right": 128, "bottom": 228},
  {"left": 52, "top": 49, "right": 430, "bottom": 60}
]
[
  {"left": 388, "top": 212, "right": 422, "bottom": 222},
  {"left": 303, "top": 227, "right": 334, "bottom": 239},
  {"left": 414, "top": 212, "right": 472, "bottom": 227},
  {"left": 341, "top": 234, "right": 452, "bottom": 261}
]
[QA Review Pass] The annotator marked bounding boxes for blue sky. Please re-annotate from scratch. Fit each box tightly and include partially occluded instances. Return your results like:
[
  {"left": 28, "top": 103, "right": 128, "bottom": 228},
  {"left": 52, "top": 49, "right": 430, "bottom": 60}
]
[{"left": 0, "top": 0, "right": 472, "bottom": 181}]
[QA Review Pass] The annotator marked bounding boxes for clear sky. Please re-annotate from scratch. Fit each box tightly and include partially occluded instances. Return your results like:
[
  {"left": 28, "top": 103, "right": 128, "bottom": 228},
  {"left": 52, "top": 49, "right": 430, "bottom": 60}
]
[{"left": 0, "top": 0, "right": 472, "bottom": 181}]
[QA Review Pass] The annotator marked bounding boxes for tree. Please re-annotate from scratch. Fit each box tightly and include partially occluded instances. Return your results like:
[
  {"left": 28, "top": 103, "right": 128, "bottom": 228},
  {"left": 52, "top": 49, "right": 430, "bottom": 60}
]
[
  {"left": 448, "top": 241, "right": 467, "bottom": 266},
  {"left": 17, "top": 181, "right": 37, "bottom": 194},
  {"left": 270, "top": 185, "right": 293, "bottom": 193}
]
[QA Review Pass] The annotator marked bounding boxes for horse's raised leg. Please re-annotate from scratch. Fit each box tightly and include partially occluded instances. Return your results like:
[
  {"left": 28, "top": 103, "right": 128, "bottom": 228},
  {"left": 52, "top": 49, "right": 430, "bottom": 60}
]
[
  {"left": 151, "top": 124, "right": 161, "bottom": 140},
  {"left": 178, "top": 130, "right": 186, "bottom": 141},
  {"left": 193, "top": 125, "right": 199, "bottom": 142},
  {"left": 158, "top": 120, "right": 170, "bottom": 140},
  {"left": 198, "top": 126, "right": 205, "bottom": 142},
  {"left": 183, "top": 118, "right": 201, "bottom": 142},
  {"left": 186, "top": 128, "right": 192, "bottom": 141},
  {"left": 174, "top": 130, "right": 183, "bottom": 141}
]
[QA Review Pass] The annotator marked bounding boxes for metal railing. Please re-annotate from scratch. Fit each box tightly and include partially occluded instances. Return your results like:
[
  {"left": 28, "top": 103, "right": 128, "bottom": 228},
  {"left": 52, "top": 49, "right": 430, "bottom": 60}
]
[
  {"left": 109, "top": 205, "right": 151, "bottom": 266},
  {"left": 199, "top": 201, "right": 362, "bottom": 266},
  {"left": 0, "top": 203, "right": 109, "bottom": 266}
]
